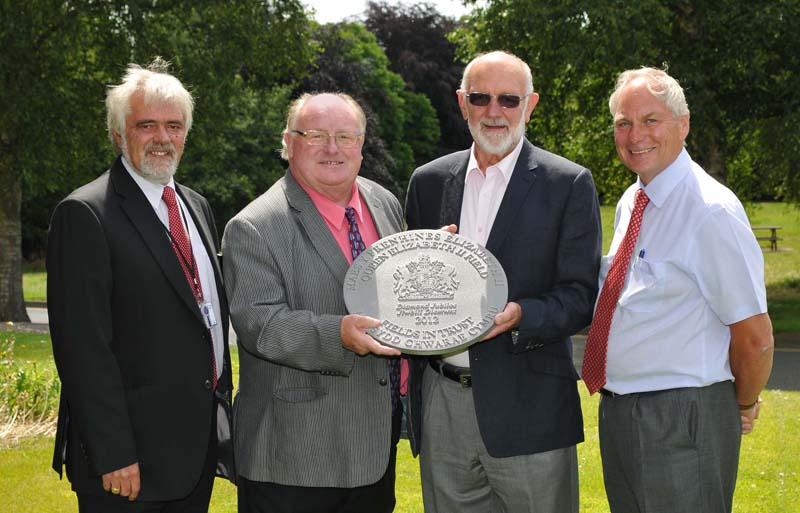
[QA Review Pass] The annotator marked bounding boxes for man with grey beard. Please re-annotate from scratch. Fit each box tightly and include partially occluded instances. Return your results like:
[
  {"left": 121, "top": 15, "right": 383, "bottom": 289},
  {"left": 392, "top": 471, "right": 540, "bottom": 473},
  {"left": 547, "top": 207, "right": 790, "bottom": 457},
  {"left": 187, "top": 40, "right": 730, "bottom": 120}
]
[
  {"left": 47, "top": 57, "right": 234, "bottom": 512},
  {"left": 405, "top": 51, "right": 602, "bottom": 513}
]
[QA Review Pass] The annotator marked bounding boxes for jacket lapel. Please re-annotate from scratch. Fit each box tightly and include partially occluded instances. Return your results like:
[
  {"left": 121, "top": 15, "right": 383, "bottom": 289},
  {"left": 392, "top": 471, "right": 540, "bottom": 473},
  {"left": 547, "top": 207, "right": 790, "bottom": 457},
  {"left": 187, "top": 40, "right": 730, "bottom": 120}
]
[
  {"left": 485, "top": 139, "right": 538, "bottom": 254},
  {"left": 283, "top": 171, "right": 350, "bottom": 285},
  {"left": 441, "top": 153, "right": 469, "bottom": 228},
  {"left": 111, "top": 160, "right": 204, "bottom": 324},
  {"left": 357, "top": 178, "right": 391, "bottom": 238}
]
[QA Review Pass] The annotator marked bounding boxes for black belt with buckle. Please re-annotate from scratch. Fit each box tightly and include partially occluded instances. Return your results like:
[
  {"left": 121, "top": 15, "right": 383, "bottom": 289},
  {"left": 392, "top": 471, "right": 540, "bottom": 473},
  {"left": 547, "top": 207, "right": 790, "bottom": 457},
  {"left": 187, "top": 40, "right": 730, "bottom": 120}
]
[
  {"left": 600, "top": 388, "right": 622, "bottom": 398},
  {"left": 430, "top": 359, "right": 472, "bottom": 388}
]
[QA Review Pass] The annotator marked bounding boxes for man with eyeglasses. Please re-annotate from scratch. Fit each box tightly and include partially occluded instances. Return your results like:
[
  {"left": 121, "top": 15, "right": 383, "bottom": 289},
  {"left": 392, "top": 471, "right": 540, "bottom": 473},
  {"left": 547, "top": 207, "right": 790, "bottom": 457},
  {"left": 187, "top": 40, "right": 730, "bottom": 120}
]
[
  {"left": 222, "top": 92, "right": 404, "bottom": 513},
  {"left": 405, "top": 51, "right": 602, "bottom": 513}
]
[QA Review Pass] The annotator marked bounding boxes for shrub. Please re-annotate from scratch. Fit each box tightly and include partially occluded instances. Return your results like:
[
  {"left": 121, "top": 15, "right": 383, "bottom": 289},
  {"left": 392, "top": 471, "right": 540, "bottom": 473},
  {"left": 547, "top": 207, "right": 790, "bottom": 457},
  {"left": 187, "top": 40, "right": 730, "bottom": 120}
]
[{"left": 0, "top": 335, "right": 60, "bottom": 441}]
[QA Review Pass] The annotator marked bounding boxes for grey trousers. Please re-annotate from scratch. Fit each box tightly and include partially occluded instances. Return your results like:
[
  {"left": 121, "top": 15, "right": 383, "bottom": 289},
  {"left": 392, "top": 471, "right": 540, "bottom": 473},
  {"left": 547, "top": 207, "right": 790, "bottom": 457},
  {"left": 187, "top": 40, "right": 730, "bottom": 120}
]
[
  {"left": 420, "top": 364, "right": 579, "bottom": 513},
  {"left": 599, "top": 380, "right": 741, "bottom": 513}
]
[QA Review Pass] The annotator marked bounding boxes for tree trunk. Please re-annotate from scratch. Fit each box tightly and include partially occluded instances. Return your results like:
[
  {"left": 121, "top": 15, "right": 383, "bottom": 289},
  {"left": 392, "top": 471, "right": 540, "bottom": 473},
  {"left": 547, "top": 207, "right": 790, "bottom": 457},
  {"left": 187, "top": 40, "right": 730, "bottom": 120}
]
[
  {"left": 0, "top": 149, "right": 30, "bottom": 322},
  {"left": 705, "top": 140, "right": 728, "bottom": 184}
]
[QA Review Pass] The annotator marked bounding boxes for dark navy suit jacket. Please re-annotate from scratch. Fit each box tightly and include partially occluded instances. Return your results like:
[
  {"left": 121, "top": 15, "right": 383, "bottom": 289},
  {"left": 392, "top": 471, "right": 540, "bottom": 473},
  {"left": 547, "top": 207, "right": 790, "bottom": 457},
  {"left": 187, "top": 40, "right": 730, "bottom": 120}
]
[{"left": 405, "top": 138, "right": 601, "bottom": 457}]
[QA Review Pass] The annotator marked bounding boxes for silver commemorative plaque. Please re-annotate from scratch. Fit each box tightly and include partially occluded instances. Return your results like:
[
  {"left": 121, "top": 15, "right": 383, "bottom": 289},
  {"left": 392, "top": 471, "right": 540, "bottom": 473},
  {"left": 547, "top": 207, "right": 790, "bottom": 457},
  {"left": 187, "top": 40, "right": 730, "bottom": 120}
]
[{"left": 343, "top": 230, "right": 508, "bottom": 354}]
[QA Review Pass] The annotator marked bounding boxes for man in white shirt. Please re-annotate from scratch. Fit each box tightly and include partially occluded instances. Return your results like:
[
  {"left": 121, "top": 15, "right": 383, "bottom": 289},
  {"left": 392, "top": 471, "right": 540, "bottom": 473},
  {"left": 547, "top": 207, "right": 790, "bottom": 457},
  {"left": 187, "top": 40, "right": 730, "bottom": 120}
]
[
  {"left": 405, "top": 51, "right": 602, "bottom": 513},
  {"left": 47, "top": 57, "right": 233, "bottom": 512},
  {"left": 583, "top": 67, "right": 774, "bottom": 513}
]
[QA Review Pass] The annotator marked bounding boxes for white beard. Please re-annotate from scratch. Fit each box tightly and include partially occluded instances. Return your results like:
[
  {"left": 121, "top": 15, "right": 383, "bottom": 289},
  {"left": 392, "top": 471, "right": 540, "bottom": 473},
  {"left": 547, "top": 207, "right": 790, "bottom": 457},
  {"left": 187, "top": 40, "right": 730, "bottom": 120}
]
[
  {"left": 122, "top": 138, "right": 179, "bottom": 185},
  {"left": 469, "top": 113, "right": 527, "bottom": 157}
]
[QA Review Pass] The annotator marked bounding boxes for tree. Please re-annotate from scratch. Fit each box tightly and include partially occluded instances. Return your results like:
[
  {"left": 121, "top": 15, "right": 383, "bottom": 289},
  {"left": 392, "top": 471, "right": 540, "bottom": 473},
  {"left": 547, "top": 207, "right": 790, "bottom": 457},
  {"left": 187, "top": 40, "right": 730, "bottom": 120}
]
[
  {"left": 452, "top": 0, "right": 800, "bottom": 204},
  {"left": 2, "top": 0, "right": 126, "bottom": 321},
  {"left": 1, "top": 0, "right": 315, "bottom": 321},
  {"left": 365, "top": 1, "right": 471, "bottom": 154}
]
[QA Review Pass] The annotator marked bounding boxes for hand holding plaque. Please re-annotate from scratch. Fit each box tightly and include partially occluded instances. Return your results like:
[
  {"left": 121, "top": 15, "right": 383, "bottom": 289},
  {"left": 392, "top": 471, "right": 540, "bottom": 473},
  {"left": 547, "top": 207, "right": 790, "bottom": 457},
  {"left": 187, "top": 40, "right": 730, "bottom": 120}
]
[{"left": 343, "top": 230, "right": 508, "bottom": 354}]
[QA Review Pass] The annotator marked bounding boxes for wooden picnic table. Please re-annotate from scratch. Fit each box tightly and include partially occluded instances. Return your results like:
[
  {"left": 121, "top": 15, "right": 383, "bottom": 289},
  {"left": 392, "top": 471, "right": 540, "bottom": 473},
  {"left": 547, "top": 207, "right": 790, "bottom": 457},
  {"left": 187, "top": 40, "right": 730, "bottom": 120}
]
[{"left": 752, "top": 225, "right": 782, "bottom": 252}]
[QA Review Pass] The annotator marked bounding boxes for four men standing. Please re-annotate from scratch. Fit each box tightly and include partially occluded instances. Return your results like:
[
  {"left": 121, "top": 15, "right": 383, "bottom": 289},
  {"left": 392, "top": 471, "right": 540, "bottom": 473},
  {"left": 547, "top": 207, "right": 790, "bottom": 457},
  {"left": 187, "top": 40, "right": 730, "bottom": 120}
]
[{"left": 46, "top": 54, "right": 773, "bottom": 512}]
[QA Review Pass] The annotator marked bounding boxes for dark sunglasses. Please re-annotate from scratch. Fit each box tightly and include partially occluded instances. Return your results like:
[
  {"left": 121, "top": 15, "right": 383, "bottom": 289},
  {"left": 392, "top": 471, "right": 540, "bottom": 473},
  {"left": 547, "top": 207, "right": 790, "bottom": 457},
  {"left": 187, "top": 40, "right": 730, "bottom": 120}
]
[{"left": 465, "top": 92, "right": 528, "bottom": 109}]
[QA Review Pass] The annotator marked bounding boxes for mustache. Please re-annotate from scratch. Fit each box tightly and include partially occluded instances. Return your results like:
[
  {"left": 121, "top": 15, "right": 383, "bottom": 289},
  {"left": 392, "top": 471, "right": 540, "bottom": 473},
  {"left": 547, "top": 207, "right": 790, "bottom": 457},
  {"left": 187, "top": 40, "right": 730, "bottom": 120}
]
[
  {"left": 480, "top": 118, "right": 508, "bottom": 128},
  {"left": 145, "top": 142, "right": 177, "bottom": 154}
]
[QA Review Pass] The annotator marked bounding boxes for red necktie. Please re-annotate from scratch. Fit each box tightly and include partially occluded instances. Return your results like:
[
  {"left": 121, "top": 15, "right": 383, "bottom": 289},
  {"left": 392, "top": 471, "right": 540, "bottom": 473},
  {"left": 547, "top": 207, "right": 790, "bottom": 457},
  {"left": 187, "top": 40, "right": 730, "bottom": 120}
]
[
  {"left": 345, "top": 207, "right": 401, "bottom": 412},
  {"left": 162, "top": 186, "right": 217, "bottom": 389},
  {"left": 582, "top": 189, "right": 650, "bottom": 394}
]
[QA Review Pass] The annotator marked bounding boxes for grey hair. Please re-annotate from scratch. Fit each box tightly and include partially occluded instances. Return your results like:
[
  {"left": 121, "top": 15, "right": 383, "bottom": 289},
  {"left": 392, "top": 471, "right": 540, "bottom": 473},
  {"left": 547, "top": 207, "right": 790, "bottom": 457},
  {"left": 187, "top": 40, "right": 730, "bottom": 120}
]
[
  {"left": 105, "top": 57, "right": 194, "bottom": 155},
  {"left": 280, "top": 92, "right": 367, "bottom": 160},
  {"left": 460, "top": 51, "right": 534, "bottom": 95},
  {"left": 609, "top": 67, "right": 689, "bottom": 118}
]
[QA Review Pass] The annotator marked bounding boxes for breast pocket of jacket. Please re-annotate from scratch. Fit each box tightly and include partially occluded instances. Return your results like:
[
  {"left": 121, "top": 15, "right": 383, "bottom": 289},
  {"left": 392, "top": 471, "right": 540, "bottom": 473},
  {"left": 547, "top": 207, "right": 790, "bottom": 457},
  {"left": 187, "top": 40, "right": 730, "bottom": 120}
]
[{"left": 617, "top": 258, "right": 666, "bottom": 313}]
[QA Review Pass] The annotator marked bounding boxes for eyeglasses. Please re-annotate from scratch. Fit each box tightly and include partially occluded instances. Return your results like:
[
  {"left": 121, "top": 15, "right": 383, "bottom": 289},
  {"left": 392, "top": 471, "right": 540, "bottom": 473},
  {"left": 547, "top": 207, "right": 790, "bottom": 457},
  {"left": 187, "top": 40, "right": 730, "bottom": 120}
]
[
  {"left": 465, "top": 92, "right": 529, "bottom": 109},
  {"left": 291, "top": 129, "right": 363, "bottom": 148}
]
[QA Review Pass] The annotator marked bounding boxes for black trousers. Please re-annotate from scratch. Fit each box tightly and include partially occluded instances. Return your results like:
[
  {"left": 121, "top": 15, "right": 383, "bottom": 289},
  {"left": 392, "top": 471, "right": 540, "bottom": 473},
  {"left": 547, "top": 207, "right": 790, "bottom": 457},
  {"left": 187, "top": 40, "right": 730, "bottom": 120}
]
[{"left": 237, "top": 411, "right": 402, "bottom": 513}]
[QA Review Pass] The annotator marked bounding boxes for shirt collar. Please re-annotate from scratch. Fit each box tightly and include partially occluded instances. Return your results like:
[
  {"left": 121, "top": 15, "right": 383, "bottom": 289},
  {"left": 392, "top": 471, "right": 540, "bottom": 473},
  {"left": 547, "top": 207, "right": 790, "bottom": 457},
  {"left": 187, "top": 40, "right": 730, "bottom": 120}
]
[
  {"left": 465, "top": 136, "right": 525, "bottom": 184},
  {"left": 294, "top": 175, "right": 363, "bottom": 230},
  {"left": 639, "top": 148, "right": 692, "bottom": 208},
  {"left": 121, "top": 156, "right": 176, "bottom": 210}
]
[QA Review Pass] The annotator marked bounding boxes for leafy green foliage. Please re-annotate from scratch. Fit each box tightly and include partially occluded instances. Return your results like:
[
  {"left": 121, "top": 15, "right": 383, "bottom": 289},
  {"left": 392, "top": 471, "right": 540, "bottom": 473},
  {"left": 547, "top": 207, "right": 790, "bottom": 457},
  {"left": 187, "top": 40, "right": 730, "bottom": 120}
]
[
  {"left": 453, "top": 0, "right": 800, "bottom": 205},
  {"left": 3, "top": 0, "right": 316, "bottom": 274},
  {"left": 0, "top": 334, "right": 60, "bottom": 427},
  {"left": 365, "top": 1, "right": 472, "bottom": 154},
  {"left": 183, "top": 84, "right": 295, "bottom": 226}
]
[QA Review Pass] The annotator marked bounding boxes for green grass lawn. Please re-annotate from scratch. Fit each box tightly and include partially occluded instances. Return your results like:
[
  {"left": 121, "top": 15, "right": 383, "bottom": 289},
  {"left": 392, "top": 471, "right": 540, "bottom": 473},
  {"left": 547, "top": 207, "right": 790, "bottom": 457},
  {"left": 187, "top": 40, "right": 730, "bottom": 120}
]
[
  {"left": 3, "top": 331, "right": 54, "bottom": 362},
  {"left": 749, "top": 203, "right": 800, "bottom": 332},
  {"left": 22, "top": 260, "right": 46, "bottom": 303},
  {"left": 2, "top": 334, "right": 799, "bottom": 512}
]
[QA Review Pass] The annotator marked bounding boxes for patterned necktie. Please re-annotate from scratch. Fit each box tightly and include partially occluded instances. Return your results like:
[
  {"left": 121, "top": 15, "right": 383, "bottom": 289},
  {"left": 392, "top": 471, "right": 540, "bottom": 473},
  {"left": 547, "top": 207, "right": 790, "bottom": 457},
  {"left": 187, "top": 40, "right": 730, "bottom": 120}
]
[
  {"left": 162, "top": 186, "right": 217, "bottom": 389},
  {"left": 582, "top": 188, "right": 650, "bottom": 394},
  {"left": 345, "top": 206, "right": 367, "bottom": 260},
  {"left": 344, "top": 207, "right": 401, "bottom": 412}
]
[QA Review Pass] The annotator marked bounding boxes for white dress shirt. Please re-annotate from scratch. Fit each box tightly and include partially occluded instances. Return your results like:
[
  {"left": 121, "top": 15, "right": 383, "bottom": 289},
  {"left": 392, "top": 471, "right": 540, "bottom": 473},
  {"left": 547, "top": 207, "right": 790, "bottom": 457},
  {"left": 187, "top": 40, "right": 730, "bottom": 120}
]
[
  {"left": 443, "top": 137, "right": 524, "bottom": 367},
  {"left": 122, "top": 158, "right": 224, "bottom": 380},
  {"left": 602, "top": 149, "right": 767, "bottom": 394}
]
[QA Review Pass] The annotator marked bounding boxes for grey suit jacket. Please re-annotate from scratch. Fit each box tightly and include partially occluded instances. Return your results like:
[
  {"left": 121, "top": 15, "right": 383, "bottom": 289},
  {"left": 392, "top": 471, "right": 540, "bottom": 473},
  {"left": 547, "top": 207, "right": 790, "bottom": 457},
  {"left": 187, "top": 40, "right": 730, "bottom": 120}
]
[{"left": 222, "top": 170, "right": 403, "bottom": 487}]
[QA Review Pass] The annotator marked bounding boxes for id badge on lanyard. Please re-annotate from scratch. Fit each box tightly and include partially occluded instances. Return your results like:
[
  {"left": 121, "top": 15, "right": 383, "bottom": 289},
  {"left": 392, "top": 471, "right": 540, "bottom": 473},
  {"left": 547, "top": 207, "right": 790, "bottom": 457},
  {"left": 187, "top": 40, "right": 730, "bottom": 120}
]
[{"left": 200, "top": 301, "right": 217, "bottom": 329}]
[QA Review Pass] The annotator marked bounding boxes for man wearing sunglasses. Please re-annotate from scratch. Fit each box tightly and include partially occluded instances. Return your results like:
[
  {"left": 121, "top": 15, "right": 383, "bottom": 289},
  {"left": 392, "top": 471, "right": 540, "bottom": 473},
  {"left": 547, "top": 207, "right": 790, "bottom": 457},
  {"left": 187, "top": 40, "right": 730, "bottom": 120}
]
[
  {"left": 222, "top": 92, "right": 404, "bottom": 513},
  {"left": 405, "top": 51, "right": 602, "bottom": 513}
]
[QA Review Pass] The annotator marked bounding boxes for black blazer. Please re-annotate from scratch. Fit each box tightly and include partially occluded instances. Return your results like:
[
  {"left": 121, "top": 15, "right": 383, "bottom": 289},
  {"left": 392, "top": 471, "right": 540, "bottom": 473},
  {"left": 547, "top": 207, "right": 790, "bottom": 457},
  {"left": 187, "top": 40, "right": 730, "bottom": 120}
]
[
  {"left": 47, "top": 158, "right": 234, "bottom": 501},
  {"left": 405, "top": 139, "right": 602, "bottom": 457}
]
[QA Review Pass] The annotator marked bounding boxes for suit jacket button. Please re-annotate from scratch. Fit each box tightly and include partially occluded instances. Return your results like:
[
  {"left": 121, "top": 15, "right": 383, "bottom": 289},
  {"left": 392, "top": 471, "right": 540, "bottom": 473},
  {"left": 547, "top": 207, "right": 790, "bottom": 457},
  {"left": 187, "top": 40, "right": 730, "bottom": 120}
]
[
  {"left": 379, "top": 378, "right": 388, "bottom": 386},
  {"left": 204, "top": 379, "right": 212, "bottom": 390}
]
